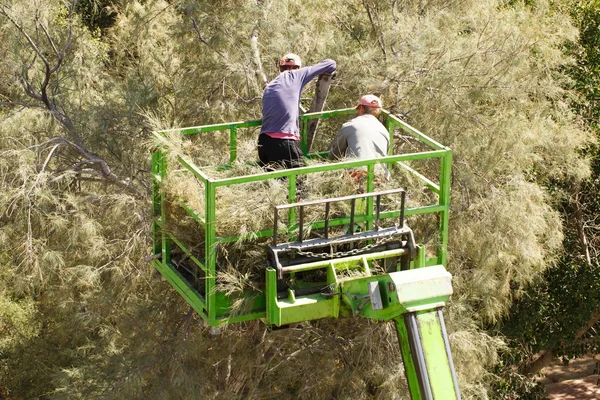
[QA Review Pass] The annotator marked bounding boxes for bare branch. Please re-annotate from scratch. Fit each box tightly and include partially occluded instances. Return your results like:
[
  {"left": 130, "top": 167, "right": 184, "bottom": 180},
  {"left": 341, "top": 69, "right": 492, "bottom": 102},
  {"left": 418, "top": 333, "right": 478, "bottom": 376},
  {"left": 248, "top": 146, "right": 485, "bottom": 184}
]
[
  {"left": 39, "top": 21, "right": 59, "bottom": 59},
  {"left": 250, "top": 27, "right": 267, "bottom": 90},
  {"left": 0, "top": 7, "right": 50, "bottom": 68},
  {"left": 40, "top": 144, "right": 61, "bottom": 172},
  {"left": 0, "top": 101, "right": 44, "bottom": 109},
  {"left": 20, "top": 66, "right": 43, "bottom": 101},
  {"left": 361, "top": 0, "right": 387, "bottom": 60},
  {"left": 306, "top": 73, "right": 335, "bottom": 152}
]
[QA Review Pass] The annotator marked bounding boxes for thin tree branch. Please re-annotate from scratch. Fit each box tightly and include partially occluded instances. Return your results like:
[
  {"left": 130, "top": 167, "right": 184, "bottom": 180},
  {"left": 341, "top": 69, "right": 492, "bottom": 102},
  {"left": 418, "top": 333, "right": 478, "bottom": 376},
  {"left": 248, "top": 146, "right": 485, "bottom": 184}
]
[
  {"left": 361, "top": 0, "right": 387, "bottom": 60},
  {"left": 0, "top": 101, "right": 44, "bottom": 109},
  {"left": 574, "top": 189, "right": 592, "bottom": 266},
  {"left": 184, "top": 8, "right": 228, "bottom": 60},
  {"left": 250, "top": 27, "right": 267, "bottom": 90},
  {"left": 0, "top": 7, "right": 50, "bottom": 68},
  {"left": 332, "top": 13, "right": 362, "bottom": 45}
]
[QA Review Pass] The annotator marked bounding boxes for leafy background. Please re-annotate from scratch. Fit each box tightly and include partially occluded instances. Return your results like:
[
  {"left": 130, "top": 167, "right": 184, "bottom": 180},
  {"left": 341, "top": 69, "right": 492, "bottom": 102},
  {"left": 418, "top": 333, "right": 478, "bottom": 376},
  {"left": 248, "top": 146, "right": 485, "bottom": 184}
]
[{"left": 0, "top": 0, "right": 598, "bottom": 398}]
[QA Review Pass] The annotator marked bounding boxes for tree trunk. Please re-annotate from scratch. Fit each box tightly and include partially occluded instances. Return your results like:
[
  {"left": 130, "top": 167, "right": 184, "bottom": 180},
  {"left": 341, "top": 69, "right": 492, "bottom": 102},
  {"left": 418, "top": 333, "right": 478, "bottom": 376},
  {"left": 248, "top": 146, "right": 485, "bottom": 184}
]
[
  {"left": 524, "top": 350, "right": 554, "bottom": 375},
  {"left": 524, "top": 308, "right": 600, "bottom": 375},
  {"left": 306, "top": 73, "right": 334, "bottom": 152},
  {"left": 574, "top": 190, "right": 592, "bottom": 266}
]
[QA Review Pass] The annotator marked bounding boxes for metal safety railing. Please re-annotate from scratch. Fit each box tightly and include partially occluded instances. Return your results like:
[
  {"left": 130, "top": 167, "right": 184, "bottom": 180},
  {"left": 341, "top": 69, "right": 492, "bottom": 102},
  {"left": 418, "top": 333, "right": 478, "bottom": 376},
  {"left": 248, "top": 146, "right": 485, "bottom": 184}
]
[
  {"left": 151, "top": 108, "right": 452, "bottom": 326},
  {"left": 273, "top": 188, "right": 406, "bottom": 244}
]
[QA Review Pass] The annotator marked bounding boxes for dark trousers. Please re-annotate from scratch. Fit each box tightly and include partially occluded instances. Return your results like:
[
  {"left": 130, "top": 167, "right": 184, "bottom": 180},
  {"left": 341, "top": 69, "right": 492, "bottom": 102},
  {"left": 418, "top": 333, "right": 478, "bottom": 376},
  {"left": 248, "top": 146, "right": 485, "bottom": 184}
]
[{"left": 257, "top": 134, "right": 305, "bottom": 170}]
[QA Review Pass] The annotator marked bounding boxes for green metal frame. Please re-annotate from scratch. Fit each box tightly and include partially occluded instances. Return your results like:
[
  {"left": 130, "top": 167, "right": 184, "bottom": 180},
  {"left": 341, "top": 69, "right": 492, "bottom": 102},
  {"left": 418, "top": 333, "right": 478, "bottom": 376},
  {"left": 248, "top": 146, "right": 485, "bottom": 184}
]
[
  {"left": 152, "top": 108, "right": 452, "bottom": 327},
  {"left": 152, "top": 108, "right": 460, "bottom": 399}
]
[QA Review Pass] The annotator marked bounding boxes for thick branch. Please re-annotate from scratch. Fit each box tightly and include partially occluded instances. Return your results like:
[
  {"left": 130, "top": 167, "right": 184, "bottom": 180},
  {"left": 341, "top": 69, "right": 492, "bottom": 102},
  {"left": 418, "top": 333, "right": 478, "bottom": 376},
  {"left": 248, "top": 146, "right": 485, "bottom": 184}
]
[
  {"left": 42, "top": 137, "right": 112, "bottom": 177},
  {"left": 524, "top": 350, "right": 553, "bottom": 375},
  {"left": 575, "top": 309, "right": 600, "bottom": 339},
  {"left": 574, "top": 190, "right": 592, "bottom": 265},
  {"left": 306, "top": 74, "right": 335, "bottom": 152},
  {"left": 1, "top": 5, "right": 83, "bottom": 147},
  {"left": 39, "top": 136, "right": 141, "bottom": 195}
]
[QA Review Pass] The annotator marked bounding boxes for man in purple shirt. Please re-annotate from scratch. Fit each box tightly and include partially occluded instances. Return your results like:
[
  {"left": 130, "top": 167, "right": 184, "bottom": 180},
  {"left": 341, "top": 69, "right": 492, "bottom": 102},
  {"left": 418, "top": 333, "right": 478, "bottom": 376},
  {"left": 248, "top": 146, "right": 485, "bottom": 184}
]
[{"left": 258, "top": 53, "right": 336, "bottom": 169}]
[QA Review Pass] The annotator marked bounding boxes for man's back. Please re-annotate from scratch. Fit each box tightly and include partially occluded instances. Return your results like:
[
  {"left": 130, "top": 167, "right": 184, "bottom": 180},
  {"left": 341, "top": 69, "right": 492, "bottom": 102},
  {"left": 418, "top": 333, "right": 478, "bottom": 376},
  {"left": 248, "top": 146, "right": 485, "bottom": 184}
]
[
  {"left": 330, "top": 114, "right": 389, "bottom": 160},
  {"left": 261, "top": 71, "right": 306, "bottom": 137},
  {"left": 261, "top": 59, "right": 336, "bottom": 138}
]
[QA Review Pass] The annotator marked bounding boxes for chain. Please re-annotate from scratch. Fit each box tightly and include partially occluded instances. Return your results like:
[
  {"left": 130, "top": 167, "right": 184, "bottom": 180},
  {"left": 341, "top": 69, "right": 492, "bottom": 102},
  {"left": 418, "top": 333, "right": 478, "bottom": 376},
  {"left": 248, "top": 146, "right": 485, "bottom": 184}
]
[{"left": 288, "top": 232, "right": 401, "bottom": 259}]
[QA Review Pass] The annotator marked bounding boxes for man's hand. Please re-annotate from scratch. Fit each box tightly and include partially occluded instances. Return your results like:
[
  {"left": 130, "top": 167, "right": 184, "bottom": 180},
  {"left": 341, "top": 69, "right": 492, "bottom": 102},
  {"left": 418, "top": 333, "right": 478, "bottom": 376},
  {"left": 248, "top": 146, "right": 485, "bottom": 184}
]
[{"left": 319, "top": 71, "right": 337, "bottom": 80}]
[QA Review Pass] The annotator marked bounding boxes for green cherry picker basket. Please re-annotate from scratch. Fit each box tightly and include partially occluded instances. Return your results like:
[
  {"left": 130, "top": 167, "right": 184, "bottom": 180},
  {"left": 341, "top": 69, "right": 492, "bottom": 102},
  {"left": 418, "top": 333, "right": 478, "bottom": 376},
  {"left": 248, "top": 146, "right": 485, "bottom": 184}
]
[{"left": 151, "top": 108, "right": 460, "bottom": 399}]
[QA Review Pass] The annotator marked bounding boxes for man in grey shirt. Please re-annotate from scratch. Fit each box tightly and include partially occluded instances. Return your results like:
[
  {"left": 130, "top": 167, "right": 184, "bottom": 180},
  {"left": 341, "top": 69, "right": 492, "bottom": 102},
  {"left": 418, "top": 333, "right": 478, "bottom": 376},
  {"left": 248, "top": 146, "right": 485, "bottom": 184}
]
[
  {"left": 328, "top": 95, "right": 390, "bottom": 189},
  {"left": 328, "top": 94, "right": 390, "bottom": 162}
]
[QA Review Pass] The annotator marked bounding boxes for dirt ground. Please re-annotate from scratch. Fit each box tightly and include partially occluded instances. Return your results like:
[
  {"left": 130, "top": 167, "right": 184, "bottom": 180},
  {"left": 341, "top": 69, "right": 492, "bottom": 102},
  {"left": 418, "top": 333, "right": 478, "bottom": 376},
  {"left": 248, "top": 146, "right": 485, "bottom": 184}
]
[{"left": 539, "top": 354, "right": 600, "bottom": 399}]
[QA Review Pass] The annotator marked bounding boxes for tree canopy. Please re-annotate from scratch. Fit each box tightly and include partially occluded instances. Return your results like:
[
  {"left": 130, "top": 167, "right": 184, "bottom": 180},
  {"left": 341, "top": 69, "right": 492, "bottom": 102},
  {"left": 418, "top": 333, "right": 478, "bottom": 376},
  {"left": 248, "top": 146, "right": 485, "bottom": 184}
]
[{"left": 0, "top": 0, "right": 597, "bottom": 398}]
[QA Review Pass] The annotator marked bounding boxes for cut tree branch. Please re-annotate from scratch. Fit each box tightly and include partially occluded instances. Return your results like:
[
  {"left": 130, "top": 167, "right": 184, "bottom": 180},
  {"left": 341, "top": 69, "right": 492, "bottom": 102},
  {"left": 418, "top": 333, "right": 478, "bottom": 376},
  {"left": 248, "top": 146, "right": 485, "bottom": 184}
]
[{"left": 306, "top": 73, "right": 335, "bottom": 152}]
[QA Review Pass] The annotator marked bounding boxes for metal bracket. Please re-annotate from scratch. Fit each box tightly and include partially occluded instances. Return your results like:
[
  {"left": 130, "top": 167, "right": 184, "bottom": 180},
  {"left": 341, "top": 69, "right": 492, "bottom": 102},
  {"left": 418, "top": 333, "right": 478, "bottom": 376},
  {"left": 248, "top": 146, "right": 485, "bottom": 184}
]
[{"left": 347, "top": 281, "right": 383, "bottom": 315}]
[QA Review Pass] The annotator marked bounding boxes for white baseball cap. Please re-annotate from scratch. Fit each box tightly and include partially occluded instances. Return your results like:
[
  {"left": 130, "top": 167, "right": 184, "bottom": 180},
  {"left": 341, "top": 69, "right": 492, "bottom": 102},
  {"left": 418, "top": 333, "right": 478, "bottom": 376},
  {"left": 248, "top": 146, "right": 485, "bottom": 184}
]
[{"left": 280, "top": 53, "right": 302, "bottom": 67}]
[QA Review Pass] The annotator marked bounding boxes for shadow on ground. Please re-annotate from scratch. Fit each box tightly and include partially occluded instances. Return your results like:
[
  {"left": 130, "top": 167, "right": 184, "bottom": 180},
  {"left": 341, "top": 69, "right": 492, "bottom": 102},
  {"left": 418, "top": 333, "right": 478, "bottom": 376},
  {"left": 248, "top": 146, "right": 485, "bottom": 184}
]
[{"left": 539, "top": 354, "right": 600, "bottom": 399}]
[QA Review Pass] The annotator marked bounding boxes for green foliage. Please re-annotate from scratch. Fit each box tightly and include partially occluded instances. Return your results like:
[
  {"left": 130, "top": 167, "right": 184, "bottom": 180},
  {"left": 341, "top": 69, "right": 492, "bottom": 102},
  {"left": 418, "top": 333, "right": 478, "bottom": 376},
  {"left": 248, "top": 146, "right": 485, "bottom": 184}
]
[
  {"left": 75, "top": 0, "right": 117, "bottom": 33},
  {"left": 490, "top": 346, "right": 548, "bottom": 400},
  {"left": 504, "top": 259, "right": 600, "bottom": 358},
  {"left": 0, "top": 0, "right": 595, "bottom": 398},
  {"left": 567, "top": 0, "right": 600, "bottom": 126},
  {"left": 499, "top": 0, "right": 600, "bottom": 380}
]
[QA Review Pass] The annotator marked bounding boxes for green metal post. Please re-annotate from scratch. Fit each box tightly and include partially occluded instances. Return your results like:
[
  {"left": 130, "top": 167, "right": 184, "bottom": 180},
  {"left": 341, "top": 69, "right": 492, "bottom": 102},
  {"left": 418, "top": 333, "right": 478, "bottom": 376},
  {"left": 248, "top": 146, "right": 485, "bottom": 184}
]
[
  {"left": 205, "top": 180, "right": 217, "bottom": 325},
  {"left": 385, "top": 116, "right": 394, "bottom": 156},
  {"left": 151, "top": 151, "right": 163, "bottom": 257},
  {"left": 414, "top": 244, "right": 426, "bottom": 269},
  {"left": 366, "top": 163, "right": 375, "bottom": 230},
  {"left": 265, "top": 267, "right": 278, "bottom": 325},
  {"left": 386, "top": 116, "right": 395, "bottom": 174},
  {"left": 288, "top": 175, "right": 298, "bottom": 236},
  {"left": 157, "top": 151, "right": 171, "bottom": 265},
  {"left": 300, "top": 116, "right": 308, "bottom": 155},
  {"left": 288, "top": 174, "right": 297, "bottom": 226},
  {"left": 229, "top": 126, "right": 237, "bottom": 163},
  {"left": 438, "top": 151, "right": 452, "bottom": 266}
]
